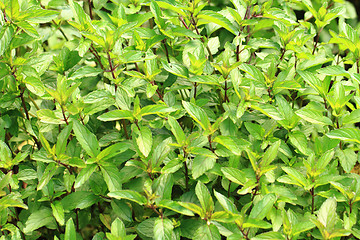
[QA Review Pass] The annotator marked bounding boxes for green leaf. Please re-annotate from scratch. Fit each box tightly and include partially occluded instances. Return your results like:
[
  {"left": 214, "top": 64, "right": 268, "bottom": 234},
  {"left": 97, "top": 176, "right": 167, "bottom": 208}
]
[
  {"left": 182, "top": 101, "right": 211, "bottom": 133},
  {"left": 288, "top": 131, "right": 309, "bottom": 155},
  {"left": 100, "top": 165, "right": 122, "bottom": 192},
  {"left": 37, "top": 163, "right": 57, "bottom": 190},
  {"left": 0, "top": 172, "right": 12, "bottom": 190},
  {"left": 168, "top": 116, "right": 186, "bottom": 145},
  {"left": 292, "top": 221, "right": 316, "bottom": 235},
  {"left": 252, "top": 232, "right": 285, "bottom": 240},
  {"left": 243, "top": 218, "right": 272, "bottom": 229},
  {"left": 178, "top": 202, "right": 204, "bottom": 216},
  {"left": 98, "top": 110, "right": 134, "bottom": 121},
  {"left": 74, "top": 164, "right": 97, "bottom": 188},
  {"left": 195, "top": 181, "right": 214, "bottom": 214},
  {"left": 24, "top": 208, "right": 56, "bottom": 234},
  {"left": 0, "top": 194, "right": 28, "bottom": 211},
  {"left": 316, "top": 150, "right": 335, "bottom": 170},
  {"left": 156, "top": 0, "right": 186, "bottom": 16},
  {"left": 296, "top": 107, "right": 332, "bottom": 125},
  {"left": 150, "top": 0, "right": 166, "bottom": 28},
  {"left": 342, "top": 109, "right": 360, "bottom": 125},
  {"left": 249, "top": 193, "right": 276, "bottom": 220},
  {"left": 110, "top": 218, "right": 126, "bottom": 238},
  {"left": 214, "top": 191, "right": 239, "bottom": 216},
  {"left": 192, "top": 155, "right": 216, "bottom": 179},
  {"left": 318, "top": 197, "right": 337, "bottom": 230},
  {"left": 96, "top": 142, "right": 131, "bottom": 163},
  {"left": 61, "top": 191, "right": 100, "bottom": 210},
  {"left": 244, "top": 122, "right": 265, "bottom": 140},
  {"left": 213, "top": 136, "right": 250, "bottom": 155},
  {"left": 73, "top": 120, "right": 100, "bottom": 158},
  {"left": 0, "top": 25, "right": 14, "bottom": 56},
  {"left": 133, "top": 125, "right": 153, "bottom": 158},
  {"left": 297, "top": 70, "right": 324, "bottom": 96},
  {"left": 170, "top": 26, "right": 201, "bottom": 39},
  {"left": 24, "top": 76, "right": 45, "bottom": 96},
  {"left": 153, "top": 174, "right": 173, "bottom": 200},
  {"left": 69, "top": 66, "right": 102, "bottom": 79},
  {"left": 327, "top": 128, "right": 360, "bottom": 144},
  {"left": 189, "top": 75, "right": 221, "bottom": 86},
  {"left": 51, "top": 201, "right": 65, "bottom": 226},
  {"left": 317, "top": 65, "right": 349, "bottom": 77},
  {"left": 260, "top": 140, "right": 280, "bottom": 167},
  {"left": 16, "top": 21, "right": 39, "bottom": 38},
  {"left": 280, "top": 166, "right": 308, "bottom": 188},
  {"left": 211, "top": 211, "right": 239, "bottom": 222},
  {"left": 194, "top": 223, "right": 221, "bottom": 240},
  {"left": 140, "top": 105, "right": 175, "bottom": 117},
  {"left": 69, "top": 0, "right": 91, "bottom": 27},
  {"left": 252, "top": 104, "right": 284, "bottom": 121},
  {"left": 56, "top": 122, "right": 73, "bottom": 156},
  {"left": 197, "top": 10, "right": 237, "bottom": 35},
  {"left": 154, "top": 218, "right": 174, "bottom": 240},
  {"left": 239, "top": 64, "right": 265, "bottom": 85},
  {"left": 108, "top": 190, "right": 147, "bottom": 205},
  {"left": 336, "top": 149, "right": 357, "bottom": 173},
  {"left": 0, "top": 140, "right": 12, "bottom": 168},
  {"left": 37, "top": 109, "right": 63, "bottom": 124},
  {"left": 4, "top": 0, "right": 20, "bottom": 19},
  {"left": 221, "top": 167, "right": 246, "bottom": 186},
  {"left": 162, "top": 62, "right": 189, "bottom": 79},
  {"left": 158, "top": 199, "right": 194, "bottom": 216},
  {"left": 80, "top": 31, "right": 105, "bottom": 47},
  {"left": 65, "top": 218, "right": 77, "bottom": 240},
  {"left": 20, "top": 9, "right": 59, "bottom": 23}
]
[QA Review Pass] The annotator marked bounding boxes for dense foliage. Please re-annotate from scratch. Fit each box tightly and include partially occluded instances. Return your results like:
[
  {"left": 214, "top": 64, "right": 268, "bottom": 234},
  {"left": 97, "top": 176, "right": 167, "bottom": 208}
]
[{"left": 1, "top": 0, "right": 360, "bottom": 239}]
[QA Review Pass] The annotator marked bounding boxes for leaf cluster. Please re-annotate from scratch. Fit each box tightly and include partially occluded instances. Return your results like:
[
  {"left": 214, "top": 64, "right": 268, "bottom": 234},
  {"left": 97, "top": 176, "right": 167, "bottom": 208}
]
[{"left": 1, "top": 0, "right": 360, "bottom": 239}]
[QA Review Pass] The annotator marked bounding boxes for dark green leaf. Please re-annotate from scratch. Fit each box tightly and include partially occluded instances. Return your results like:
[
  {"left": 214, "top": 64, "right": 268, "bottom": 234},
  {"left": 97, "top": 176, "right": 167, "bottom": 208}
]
[
  {"left": 73, "top": 120, "right": 100, "bottom": 158},
  {"left": 108, "top": 190, "right": 147, "bottom": 205},
  {"left": 65, "top": 218, "right": 77, "bottom": 240},
  {"left": 24, "top": 208, "right": 56, "bottom": 234},
  {"left": 154, "top": 218, "right": 174, "bottom": 240},
  {"left": 195, "top": 181, "right": 214, "bottom": 214}
]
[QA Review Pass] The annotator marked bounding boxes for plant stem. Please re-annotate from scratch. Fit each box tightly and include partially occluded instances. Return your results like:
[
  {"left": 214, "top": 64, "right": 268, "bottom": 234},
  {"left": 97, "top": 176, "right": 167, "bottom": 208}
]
[
  {"left": 312, "top": 27, "right": 323, "bottom": 55},
  {"left": 60, "top": 105, "right": 69, "bottom": 125},
  {"left": 190, "top": 13, "right": 213, "bottom": 62},
  {"left": 134, "top": 62, "right": 140, "bottom": 72},
  {"left": 75, "top": 208, "right": 80, "bottom": 232},
  {"left": 89, "top": 44, "right": 104, "bottom": 70},
  {"left": 121, "top": 119, "right": 129, "bottom": 139},
  {"left": 227, "top": 181, "right": 232, "bottom": 197},
  {"left": 224, "top": 80, "right": 229, "bottom": 102},
  {"left": 149, "top": 205, "right": 163, "bottom": 218},
  {"left": 280, "top": 47, "right": 286, "bottom": 61},
  {"left": 88, "top": 0, "right": 93, "bottom": 19},
  {"left": 28, "top": 94, "right": 40, "bottom": 110},
  {"left": 349, "top": 200, "right": 352, "bottom": 214},
  {"left": 208, "top": 135, "right": 214, "bottom": 153},
  {"left": 184, "top": 159, "right": 189, "bottom": 191},
  {"left": 20, "top": 89, "right": 30, "bottom": 120},
  {"left": 106, "top": 52, "right": 116, "bottom": 80},
  {"left": 310, "top": 187, "right": 315, "bottom": 214},
  {"left": 150, "top": 80, "right": 164, "bottom": 101},
  {"left": 40, "top": 4, "right": 69, "bottom": 41},
  {"left": 162, "top": 40, "right": 170, "bottom": 63},
  {"left": 194, "top": 83, "right": 197, "bottom": 99},
  {"left": 237, "top": 226, "right": 250, "bottom": 240},
  {"left": 179, "top": 16, "right": 189, "bottom": 29}
]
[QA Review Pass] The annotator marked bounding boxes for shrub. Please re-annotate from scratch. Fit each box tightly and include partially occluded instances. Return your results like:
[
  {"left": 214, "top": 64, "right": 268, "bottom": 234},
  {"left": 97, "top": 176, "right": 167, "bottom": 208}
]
[{"left": 1, "top": 0, "right": 360, "bottom": 239}]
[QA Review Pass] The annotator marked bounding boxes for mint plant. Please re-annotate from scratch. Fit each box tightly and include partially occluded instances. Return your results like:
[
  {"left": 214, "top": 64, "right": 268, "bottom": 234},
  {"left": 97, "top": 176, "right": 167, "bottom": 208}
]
[{"left": 1, "top": 0, "right": 360, "bottom": 239}]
